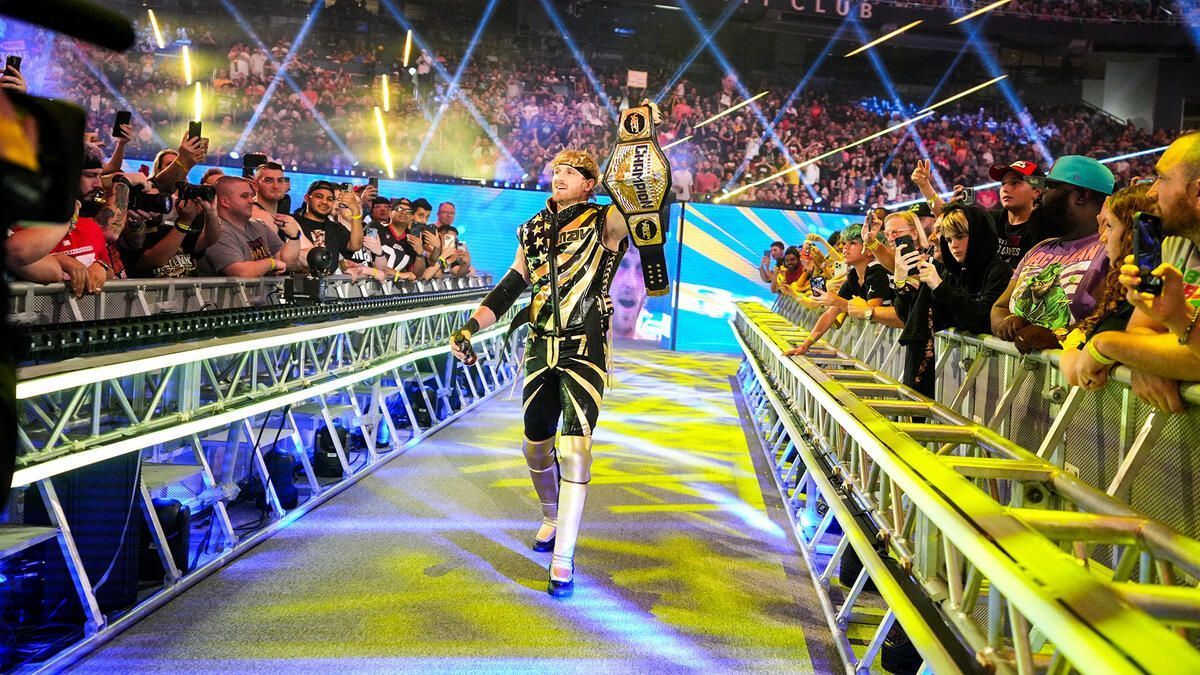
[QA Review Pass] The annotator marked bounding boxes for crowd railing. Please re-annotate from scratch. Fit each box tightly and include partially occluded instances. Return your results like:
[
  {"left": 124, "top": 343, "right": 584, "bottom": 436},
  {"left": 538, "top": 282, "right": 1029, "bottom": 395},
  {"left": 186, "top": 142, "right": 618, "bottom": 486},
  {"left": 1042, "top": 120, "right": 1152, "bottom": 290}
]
[
  {"left": 3, "top": 277, "right": 523, "bottom": 671},
  {"left": 774, "top": 294, "right": 1200, "bottom": 541},
  {"left": 734, "top": 300, "right": 1200, "bottom": 674}
]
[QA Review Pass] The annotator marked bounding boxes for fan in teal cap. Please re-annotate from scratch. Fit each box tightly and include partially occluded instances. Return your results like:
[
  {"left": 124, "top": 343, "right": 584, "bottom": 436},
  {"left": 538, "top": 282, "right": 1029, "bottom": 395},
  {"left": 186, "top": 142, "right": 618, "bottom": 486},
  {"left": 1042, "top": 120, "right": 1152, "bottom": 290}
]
[{"left": 1044, "top": 155, "right": 1115, "bottom": 196}]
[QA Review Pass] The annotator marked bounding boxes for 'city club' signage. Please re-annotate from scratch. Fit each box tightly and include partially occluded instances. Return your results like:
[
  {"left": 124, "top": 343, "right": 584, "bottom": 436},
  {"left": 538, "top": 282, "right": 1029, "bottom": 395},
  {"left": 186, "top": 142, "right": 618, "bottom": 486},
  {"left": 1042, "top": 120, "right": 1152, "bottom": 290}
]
[{"left": 746, "top": 0, "right": 875, "bottom": 18}]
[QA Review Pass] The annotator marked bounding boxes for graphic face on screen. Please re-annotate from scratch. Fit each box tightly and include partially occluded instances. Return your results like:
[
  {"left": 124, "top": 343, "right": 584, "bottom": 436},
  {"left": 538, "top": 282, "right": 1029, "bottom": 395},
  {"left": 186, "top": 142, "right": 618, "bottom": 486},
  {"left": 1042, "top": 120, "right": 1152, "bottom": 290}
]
[{"left": 611, "top": 245, "right": 647, "bottom": 339}]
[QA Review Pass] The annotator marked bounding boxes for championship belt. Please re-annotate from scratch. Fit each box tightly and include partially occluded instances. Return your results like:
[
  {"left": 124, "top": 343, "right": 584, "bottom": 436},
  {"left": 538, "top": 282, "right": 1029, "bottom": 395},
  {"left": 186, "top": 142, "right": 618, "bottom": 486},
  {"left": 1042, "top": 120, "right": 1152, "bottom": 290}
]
[{"left": 603, "top": 105, "right": 672, "bottom": 296}]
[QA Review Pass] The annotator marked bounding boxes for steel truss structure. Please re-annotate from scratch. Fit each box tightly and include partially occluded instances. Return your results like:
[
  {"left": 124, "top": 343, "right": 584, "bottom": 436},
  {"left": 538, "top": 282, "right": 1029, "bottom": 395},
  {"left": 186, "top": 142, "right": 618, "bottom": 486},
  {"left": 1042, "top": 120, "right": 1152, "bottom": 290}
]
[
  {"left": 3, "top": 293, "right": 527, "bottom": 672},
  {"left": 734, "top": 302, "right": 1200, "bottom": 674}
]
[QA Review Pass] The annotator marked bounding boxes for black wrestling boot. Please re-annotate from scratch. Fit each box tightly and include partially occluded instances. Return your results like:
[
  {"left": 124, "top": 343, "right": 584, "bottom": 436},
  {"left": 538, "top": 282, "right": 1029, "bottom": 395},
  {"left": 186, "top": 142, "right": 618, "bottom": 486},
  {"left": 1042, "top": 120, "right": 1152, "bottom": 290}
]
[{"left": 547, "top": 563, "right": 574, "bottom": 598}]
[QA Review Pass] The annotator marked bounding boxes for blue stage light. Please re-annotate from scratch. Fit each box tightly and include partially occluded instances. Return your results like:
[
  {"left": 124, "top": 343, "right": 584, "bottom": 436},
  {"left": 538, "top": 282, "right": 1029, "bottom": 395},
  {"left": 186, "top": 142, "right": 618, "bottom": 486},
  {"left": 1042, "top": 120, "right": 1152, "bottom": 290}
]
[
  {"left": 654, "top": 0, "right": 741, "bottom": 103},
  {"left": 538, "top": 0, "right": 618, "bottom": 122},
  {"left": 412, "top": 0, "right": 500, "bottom": 171}
]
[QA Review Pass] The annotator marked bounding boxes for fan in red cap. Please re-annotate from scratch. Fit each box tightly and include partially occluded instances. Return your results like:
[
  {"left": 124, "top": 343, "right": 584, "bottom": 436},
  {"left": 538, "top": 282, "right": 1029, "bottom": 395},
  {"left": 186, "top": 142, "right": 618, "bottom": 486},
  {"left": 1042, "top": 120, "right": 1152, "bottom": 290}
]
[{"left": 989, "top": 159, "right": 1048, "bottom": 268}]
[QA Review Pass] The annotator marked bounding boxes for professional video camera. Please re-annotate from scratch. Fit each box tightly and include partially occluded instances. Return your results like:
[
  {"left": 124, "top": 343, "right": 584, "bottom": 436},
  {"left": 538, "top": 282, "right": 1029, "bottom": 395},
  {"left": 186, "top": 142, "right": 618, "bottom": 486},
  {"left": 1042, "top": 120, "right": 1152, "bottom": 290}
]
[
  {"left": 0, "top": 0, "right": 136, "bottom": 508},
  {"left": 284, "top": 248, "right": 340, "bottom": 304}
]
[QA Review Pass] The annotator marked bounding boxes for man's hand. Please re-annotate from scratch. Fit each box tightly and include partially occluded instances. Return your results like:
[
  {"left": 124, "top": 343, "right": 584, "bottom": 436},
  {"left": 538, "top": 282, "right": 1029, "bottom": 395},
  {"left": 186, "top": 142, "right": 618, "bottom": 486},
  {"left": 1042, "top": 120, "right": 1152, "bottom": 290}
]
[
  {"left": 1070, "top": 344, "right": 1114, "bottom": 390},
  {"left": 270, "top": 258, "right": 288, "bottom": 275},
  {"left": 85, "top": 261, "right": 108, "bottom": 293},
  {"left": 760, "top": 253, "right": 770, "bottom": 268},
  {"left": 335, "top": 190, "right": 362, "bottom": 219},
  {"left": 995, "top": 314, "right": 1029, "bottom": 341},
  {"left": 1131, "top": 369, "right": 1185, "bottom": 414},
  {"left": 640, "top": 98, "right": 663, "bottom": 126},
  {"left": 910, "top": 159, "right": 931, "bottom": 188},
  {"left": 421, "top": 230, "right": 439, "bottom": 254},
  {"left": 784, "top": 341, "right": 812, "bottom": 357},
  {"left": 1120, "top": 256, "right": 1190, "bottom": 329},
  {"left": 917, "top": 259, "right": 942, "bottom": 289},
  {"left": 846, "top": 296, "right": 872, "bottom": 320},
  {"left": 57, "top": 255, "right": 87, "bottom": 297},
  {"left": 1013, "top": 324, "right": 1060, "bottom": 354},
  {"left": 113, "top": 123, "right": 134, "bottom": 146},
  {"left": 177, "top": 134, "right": 207, "bottom": 166},
  {"left": 274, "top": 213, "right": 302, "bottom": 238},
  {"left": 359, "top": 185, "right": 378, "bottom": 209},
  {"left": 449, "top": 329, "right": 476, "bottom": 364},
  {"left": 0, "top": 65, "right": 27, "bottom": 93},
  {"left": 177, "top": 196, "right": 204, "bottom": 223},
  {"left": 894, "top": 247, "right": 922, "bottom": 286}
]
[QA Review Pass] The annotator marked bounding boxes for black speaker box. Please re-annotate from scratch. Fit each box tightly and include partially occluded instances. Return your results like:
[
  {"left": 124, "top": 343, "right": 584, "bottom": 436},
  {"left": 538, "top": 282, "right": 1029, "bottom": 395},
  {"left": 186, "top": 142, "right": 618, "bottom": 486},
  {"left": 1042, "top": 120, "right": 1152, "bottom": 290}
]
[
  {"left": 138, "top": 498, "right": 191, "bottom": 582},
  {"left": 24, "top": 452, "right": 141, "bottom": 616}
]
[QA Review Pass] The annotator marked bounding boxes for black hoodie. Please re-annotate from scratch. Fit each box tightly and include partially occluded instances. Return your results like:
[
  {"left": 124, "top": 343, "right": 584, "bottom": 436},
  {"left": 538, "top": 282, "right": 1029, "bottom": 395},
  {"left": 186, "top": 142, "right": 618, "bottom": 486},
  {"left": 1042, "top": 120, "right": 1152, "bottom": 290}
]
[{"left": 896, "top": 205, "right": 1013, "bottom": 338}]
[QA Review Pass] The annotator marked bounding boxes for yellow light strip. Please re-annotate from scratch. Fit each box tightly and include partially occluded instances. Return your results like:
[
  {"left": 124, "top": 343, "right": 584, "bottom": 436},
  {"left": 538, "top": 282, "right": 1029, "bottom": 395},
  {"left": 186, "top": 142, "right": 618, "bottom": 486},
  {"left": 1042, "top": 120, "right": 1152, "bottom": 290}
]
[
  {"left": 181, "top": 45, "right": 193, "bottom": 85},
  {"left": 374, "top": 105, "right": 395, "bottom": 178},
  {"left": 694, "top": 91, "right": 768, "bottom": 129},
  {"left": 403, "top": 30, "right": 413, "bottom": 68},
  {"left": 715, "top": 113, "right": 933, "bottom": 203},
  {"left": 662, "top": 134, "right": 692, "bottom": 151},
  {"left": 192, "top": 81, "right": 203, "bottom": 122},
  {"left": 918, "top": 74, "right": 1008, "bottom": 113},
  {"left": 949, "top": 0, "right": 1013, "bottom": 24},
  {"left": 845, "top": 20, "right": 922, "bottom": 58},
  {"left": 147, "top": 9, "right": 166, "bottom": 50},
  {"left": 380, "top": 74, "right": 390, "bottom": 112}
]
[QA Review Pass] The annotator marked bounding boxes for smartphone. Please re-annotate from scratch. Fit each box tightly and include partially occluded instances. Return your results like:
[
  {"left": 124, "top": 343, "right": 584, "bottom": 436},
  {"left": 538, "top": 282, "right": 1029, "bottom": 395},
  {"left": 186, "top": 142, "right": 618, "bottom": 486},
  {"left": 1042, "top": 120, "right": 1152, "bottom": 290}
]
[
  {"left": 810, "top": 276, "right": 827, "bottom": 294},
  {"left": 278, "top": 193, "right": 292, "bottom": 216},
  {"left": 368, "top": 176, "right": 379, "bottom": 189},
  {"left": 188, "top": 120, "right": 202, "bottom": 140},
  {"left": 443, "top": 233, "right": 458, "bottom": 251},
  {"left": 112, "top": 110, "right": 131, "bottom": 140},
  {"left": 5, "top": 55, "right": 21, "bottom": 73},
  {"left": 961, "top": 187, "right": 976, "bottom": 206},
  {"left": 894, "top": 234, "right": 916, "bottom": 254},
  {"left": 1132, "top": 211, "right": 1164, "bottom": 295}
]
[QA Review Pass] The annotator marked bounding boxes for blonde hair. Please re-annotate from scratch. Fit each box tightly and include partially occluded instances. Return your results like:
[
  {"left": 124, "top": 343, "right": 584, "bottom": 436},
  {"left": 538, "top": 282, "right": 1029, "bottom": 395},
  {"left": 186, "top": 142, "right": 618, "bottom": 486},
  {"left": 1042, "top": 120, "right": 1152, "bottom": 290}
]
[
  {"left": 884, "top": 211, "right": 929, "bottom": 249},
  {"left": 551, "top": 149, "right": 599, "bottom": 182},
  {"left": 936, "top": 209, "right": 970, "bottom": 238}
]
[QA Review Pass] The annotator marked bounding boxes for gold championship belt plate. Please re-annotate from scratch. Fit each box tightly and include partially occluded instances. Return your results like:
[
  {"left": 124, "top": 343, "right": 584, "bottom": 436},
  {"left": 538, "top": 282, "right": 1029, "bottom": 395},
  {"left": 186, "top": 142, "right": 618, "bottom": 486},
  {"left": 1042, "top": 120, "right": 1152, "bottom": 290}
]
[{"left": 603, "top": 105, "right": 672, "bottom": 296}]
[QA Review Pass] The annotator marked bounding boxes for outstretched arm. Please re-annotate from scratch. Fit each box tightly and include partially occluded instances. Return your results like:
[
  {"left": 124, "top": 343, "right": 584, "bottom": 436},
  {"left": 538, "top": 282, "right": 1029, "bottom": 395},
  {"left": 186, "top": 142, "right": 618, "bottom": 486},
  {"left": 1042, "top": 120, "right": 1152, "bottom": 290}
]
[{"left": 450, "top": 246, "right": 530, "bottom": 362}]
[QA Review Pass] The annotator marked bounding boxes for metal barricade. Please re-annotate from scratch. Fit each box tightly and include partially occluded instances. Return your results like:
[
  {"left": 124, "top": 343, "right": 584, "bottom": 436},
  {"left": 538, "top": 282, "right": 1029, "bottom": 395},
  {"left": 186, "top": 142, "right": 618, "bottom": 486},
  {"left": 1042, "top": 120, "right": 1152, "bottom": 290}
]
[
  {"left": 8, "top": 274, "right": 494, "bottom": 326},
  {"left": 736, "top": 300, "right": 1200, "bottom": 674},
  {"left": 3, "top": 293, "right": 525, "bottom": 671},
  {"left": 774, "top": 293, "right": 1200, "bottom": 543}
]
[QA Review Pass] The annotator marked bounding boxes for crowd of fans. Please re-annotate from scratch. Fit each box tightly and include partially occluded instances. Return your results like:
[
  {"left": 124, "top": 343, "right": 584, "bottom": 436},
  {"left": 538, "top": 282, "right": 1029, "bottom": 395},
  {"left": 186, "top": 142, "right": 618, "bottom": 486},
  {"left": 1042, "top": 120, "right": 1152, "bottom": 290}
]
[
  {"left": 12, "top": 5, "right": 1169, "bottom": 216},
  {"left": 6, "top": 1, "right": 1200, "bottom": 419},
  {"left": 771, "top": 130, "right": 1200, "bottom": 416},
  {"left": 884, "top": 0, "right": 1185, "bottom": 22}
]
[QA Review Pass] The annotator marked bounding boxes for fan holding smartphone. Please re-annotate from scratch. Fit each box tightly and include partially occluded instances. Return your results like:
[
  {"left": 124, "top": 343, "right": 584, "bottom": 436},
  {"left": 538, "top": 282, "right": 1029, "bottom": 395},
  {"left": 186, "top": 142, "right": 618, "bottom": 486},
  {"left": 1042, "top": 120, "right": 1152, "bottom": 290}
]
[{"left": 1, "top": 55, "right": 26, "bottom": 93}]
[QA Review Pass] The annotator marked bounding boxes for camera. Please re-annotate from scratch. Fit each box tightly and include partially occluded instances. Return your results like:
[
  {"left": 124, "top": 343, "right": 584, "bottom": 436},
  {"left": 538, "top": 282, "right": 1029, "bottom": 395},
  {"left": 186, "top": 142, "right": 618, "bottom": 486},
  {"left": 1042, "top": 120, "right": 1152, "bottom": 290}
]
[
  {"left": 960, "top": 187, "right": 976, "bottom": 206},
  {"left": 177, "top": 182, "right": 215, "bottom": 202},
  {"left": 242, "top": 152, "right": 268, "bottom": 178},
  {"left": 129, "top": 185, "right": 172, "bottom": 214}
]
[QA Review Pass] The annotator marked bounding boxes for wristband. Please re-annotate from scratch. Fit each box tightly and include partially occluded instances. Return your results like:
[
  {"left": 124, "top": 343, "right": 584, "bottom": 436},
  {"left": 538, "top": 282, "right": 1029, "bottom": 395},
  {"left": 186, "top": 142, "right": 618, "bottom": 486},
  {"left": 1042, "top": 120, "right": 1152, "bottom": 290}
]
[
  {"left": 1178, "top": 307, "right": 1200, "bottom": 345},
  {"left": 281, "top": 229, "right": 301, "bottom": 240},
  {"left": 866, "top": 237, "right": 881, "bottom": 251},
  {"left": 1084, "top": 340, "right": 1116, "bottom": 366},
  {"left": 392, "top": 270, "right": 401, "bottom": 282},
  {"left": 175, "top": 221, "right": 196, "bottom": 234},
  {"left": 268, "top": 258, "right": 277, "bottom": 272},
  {"left": 462, "top": 317, "right": 481, "bottom": 336},
  {"left": 95, "top": 259, "right": 111, "bottom": 272}
]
